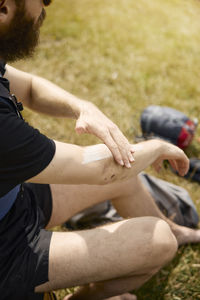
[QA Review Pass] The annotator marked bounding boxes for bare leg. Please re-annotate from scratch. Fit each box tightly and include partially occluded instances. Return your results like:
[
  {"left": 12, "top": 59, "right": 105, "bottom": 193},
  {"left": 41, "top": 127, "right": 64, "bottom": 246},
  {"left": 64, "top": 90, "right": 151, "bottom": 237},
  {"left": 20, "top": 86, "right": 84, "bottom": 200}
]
[
  {"left": 63, "top": 279, "right": 139, "bottom": 299},
  {"left": 111, "top": 176, "right": 200, "bottom": 246},
  {"left": 36, "top": 217, "right": 177, "bottom": 299},
  {"left": 47, "top": 175, "right": 200, "bottom": 246}
]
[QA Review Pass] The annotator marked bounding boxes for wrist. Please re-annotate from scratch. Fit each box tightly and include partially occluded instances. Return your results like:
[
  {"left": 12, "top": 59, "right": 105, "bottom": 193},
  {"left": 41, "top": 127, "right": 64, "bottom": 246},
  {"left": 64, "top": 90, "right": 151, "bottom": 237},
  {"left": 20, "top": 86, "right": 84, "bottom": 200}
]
[
  {"left": 71, "top": 98, "right": 84, "bottom": 119},
  {"left": 78, "top": 99, "right": 96, "bottom": 116},
  {"left": 153, "top": 139, "right": 169, "bottom": 160},
  {"left": 149, "top": 139, "right": 166, "bottom": 159},
  {"left": 63, "top": 95, "right": 87, "bottom": 120}
]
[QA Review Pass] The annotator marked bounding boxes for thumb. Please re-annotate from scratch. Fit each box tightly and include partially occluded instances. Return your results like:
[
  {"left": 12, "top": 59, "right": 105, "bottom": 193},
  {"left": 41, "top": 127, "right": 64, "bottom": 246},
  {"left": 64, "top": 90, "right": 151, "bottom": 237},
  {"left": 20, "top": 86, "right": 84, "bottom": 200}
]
[{"left": 75, "top": 119, "right": 87, "bottom": 134}]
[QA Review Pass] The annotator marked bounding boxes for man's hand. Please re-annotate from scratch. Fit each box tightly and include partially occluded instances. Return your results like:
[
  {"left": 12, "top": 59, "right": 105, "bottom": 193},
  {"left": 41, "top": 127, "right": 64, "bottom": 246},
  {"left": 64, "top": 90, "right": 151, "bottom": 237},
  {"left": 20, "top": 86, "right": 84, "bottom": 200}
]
[
  {"left": 75, "top": 102, "right": 134, "bottom": 168},
  {"left": 28, "top": 139, "right": 189, "bottom": 186},
  {"left": 5, "top": 66, "right": 134, "bottom": 168},
  {"left": 152, "top": 140, "right": 189, "bottom": 176}
]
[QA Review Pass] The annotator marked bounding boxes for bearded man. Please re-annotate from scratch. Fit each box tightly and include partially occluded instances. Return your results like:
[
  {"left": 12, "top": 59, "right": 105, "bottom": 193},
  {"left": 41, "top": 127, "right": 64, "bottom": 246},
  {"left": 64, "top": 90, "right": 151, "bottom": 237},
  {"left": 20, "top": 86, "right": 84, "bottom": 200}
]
[{"left": 0, "top": 1, "right": 200, "bottom": 300}]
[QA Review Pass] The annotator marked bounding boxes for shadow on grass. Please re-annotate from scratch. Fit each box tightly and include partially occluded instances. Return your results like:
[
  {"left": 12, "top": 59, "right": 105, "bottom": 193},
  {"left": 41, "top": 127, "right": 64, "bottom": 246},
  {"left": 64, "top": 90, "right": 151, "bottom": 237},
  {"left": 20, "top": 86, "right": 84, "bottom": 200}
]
[{"left": 134, "top": 246, "right": 186, "bottom": 300}]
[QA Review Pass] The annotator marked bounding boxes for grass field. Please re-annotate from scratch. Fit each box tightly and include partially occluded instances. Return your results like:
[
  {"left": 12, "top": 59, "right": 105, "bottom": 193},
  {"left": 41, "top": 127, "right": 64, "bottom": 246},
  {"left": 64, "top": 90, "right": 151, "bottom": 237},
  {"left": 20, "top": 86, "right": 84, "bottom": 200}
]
[{"left": 13, "top": 0, "right": 200, "bottom": 298}]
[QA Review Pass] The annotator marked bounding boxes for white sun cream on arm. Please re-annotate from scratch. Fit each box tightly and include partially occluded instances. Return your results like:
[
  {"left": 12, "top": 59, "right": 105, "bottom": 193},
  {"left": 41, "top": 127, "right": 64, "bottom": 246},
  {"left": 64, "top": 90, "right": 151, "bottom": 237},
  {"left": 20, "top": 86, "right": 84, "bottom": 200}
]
[
  {"left": 133, "top": 144, "right": 144, "bottom": 152},
  {"left": 82, "top": 144, "right": 113, "bottom": 164}
]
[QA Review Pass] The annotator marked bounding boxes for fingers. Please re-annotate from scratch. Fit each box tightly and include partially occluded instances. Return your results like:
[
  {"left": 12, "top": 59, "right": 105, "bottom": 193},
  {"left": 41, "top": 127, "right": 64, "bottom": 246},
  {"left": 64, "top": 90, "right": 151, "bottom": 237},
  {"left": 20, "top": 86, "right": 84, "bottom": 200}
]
[
  {"left": 176, "top": 158, "right": 189, "bottom": 176},
  {"left": 75, "top": 119, "right": 87, "bottom": 134},
  {"left": 175, "top": 148, "right": 189, "bottom": 176},
  {"left": 101, "top": 133, "right": 126, "bottom": 166},
  {"left": 99, "top": 129, "right": 134, "bottom": 168},
  {"left": 109, "top": 125, "right": 135, "bottom": 168},
  {"left": 169, "top": 159, "right": 178, "bottom": 172},
  {"left": 152, "top": 159, "right": 163, "bottom": 173},
  {"left": 169, "top": 157, "right": 189, "bottom": 177},
  {"left": 159, "top": 142, "right": 189, "bottom": 176},
  {"left": 75, "top": 117, "right": 135, "bottom": 168}
]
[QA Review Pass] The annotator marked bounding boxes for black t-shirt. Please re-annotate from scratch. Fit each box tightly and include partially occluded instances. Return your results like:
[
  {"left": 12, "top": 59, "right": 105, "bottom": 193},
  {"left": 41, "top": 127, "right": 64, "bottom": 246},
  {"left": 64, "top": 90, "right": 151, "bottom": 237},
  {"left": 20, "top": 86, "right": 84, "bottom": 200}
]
[{"left": 0, "top": 65, "right": 56, "bottom": 197}]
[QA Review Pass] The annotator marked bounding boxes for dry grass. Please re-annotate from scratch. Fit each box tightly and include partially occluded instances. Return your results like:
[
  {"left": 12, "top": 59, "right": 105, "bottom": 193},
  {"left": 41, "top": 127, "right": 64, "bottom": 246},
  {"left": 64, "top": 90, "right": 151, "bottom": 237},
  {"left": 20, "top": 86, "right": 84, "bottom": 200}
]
[{"left": 13, "top": 0, "right": 200, "bottom": 298}]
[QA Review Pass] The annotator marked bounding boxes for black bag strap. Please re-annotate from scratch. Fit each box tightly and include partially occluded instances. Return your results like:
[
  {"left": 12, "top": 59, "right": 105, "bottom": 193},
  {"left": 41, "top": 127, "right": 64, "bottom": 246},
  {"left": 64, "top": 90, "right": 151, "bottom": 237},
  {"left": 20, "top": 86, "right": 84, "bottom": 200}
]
[{"left": 0, "top": 80, "right": 24, "bottom": 119}]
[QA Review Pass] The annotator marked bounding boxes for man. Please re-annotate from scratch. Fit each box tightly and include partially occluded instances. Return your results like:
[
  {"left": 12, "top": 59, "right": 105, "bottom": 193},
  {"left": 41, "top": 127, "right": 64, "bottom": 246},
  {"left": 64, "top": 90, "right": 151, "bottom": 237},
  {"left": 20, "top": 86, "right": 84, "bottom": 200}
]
[{"left": 0, "top": 1, "right": 200, "bottom": 299}]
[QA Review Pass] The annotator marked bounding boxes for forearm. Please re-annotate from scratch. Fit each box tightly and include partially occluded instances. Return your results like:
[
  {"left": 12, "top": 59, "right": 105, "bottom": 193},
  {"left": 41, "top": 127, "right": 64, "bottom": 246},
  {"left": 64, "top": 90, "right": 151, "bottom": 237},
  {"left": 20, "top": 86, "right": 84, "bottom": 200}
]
[
  {"left": 29, "top": 75, "right": 85, "bottom": 118},
  {"left": 5, "top": 65, "right": 136, "bottom": 169},
  {"left": 28, "top": 140, "right": 163, "bottom": 185},
  {"left": 85, "top": 141, "right": 163, "bottom": 184},
  {"left": 5, "top": 65, "right": 85, "bottom": 118}
]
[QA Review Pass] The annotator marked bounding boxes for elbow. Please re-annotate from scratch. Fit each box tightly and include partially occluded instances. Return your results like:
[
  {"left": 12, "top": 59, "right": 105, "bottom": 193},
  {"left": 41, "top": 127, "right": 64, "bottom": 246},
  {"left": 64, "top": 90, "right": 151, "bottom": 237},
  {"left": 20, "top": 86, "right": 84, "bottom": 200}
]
[
  {"left": 81, "top": 144, "right": 131, "bottom": 185},
  {"left": 97, "top": 159, "right": 128, "bottom": 185},
  {"left": 100, "top": 172, "right": 117, "bottom": 185}
]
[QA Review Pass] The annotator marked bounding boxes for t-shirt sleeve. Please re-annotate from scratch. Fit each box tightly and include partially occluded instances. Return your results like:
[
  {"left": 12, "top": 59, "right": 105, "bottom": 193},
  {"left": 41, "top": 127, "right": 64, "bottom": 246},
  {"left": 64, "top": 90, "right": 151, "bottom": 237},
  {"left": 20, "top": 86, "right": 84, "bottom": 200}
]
[{"left": 0, "top": 101, "right": 56, "bottom": 189}]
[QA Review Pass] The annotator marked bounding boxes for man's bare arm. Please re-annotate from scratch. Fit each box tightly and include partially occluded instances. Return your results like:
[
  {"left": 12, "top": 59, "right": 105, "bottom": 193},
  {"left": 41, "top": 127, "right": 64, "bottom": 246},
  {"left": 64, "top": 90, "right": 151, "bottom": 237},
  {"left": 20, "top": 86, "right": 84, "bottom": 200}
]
[
  {"left": 5, "top": 65, "right": 81, "bottom": 117},
  {"left": 28, "top": 139, "right": 189, "bottom": 185},
  {"left": 5, "top": 65, "right": 134, "bottom": 168}
]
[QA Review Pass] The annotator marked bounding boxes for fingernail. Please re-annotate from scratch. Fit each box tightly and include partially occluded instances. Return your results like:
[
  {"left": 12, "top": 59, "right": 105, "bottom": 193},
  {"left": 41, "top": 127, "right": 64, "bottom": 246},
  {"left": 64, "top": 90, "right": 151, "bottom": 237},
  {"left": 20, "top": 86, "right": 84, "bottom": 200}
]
[
  {"left": 126, "top": 162, "right": 131, "bottom": 168},
  {"left": 130, "top": 156, "right": 135, "bottom": 162},
  {"left": 120, "top": 160, "right": 124, "bottom": 166}
]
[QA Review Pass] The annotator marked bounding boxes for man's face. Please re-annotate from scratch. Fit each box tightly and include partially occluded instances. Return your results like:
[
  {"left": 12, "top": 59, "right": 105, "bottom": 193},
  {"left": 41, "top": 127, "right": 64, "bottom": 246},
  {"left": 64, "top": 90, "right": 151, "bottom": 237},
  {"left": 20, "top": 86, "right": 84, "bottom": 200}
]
[{"left": 0, "top": 0, "right": 50, "bottom": 62}]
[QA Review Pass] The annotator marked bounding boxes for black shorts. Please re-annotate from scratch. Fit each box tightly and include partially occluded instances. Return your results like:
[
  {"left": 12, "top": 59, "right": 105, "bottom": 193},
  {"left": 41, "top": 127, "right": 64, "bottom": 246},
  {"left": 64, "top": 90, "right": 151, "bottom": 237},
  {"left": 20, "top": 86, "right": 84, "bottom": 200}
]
[{"left": 0, "top": 183, "right": 53, "bottom": 300}]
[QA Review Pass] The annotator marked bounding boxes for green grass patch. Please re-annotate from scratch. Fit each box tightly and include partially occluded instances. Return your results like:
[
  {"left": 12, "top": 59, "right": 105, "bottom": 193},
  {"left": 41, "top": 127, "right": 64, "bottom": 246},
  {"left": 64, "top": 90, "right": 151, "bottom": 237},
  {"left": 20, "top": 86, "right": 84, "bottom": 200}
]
[
  {"left": 13, "top": 0, "right": 200, "bottom": 298},
  {"left": 136, "top": 245, "right": 200, "bottom": 299}
]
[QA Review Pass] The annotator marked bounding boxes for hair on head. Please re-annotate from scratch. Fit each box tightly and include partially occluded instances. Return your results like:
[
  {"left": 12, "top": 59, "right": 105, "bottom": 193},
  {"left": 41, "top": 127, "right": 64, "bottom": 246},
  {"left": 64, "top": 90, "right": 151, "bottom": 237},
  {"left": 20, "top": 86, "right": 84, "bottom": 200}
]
[{"left": 13, "top": 0, "right": 52, "bottom": 7}]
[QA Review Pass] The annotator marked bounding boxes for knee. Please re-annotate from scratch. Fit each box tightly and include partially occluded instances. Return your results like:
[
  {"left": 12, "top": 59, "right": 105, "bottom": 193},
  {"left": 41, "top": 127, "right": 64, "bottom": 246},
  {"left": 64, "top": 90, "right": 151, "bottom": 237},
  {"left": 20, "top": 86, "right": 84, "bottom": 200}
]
[
  {"left": 118, "top": 217, "right": 177, "bottom": 277},
  {"left": 150, "top": 218, "right": 178, "bottom": 268}
]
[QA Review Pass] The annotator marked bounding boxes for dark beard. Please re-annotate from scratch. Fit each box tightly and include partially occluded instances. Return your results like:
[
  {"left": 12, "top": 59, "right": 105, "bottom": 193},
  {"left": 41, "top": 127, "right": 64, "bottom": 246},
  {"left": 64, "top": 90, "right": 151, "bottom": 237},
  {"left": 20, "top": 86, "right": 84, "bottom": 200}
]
[{"left": 0, "top": 6, "right": 46, "bottom": 63}]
